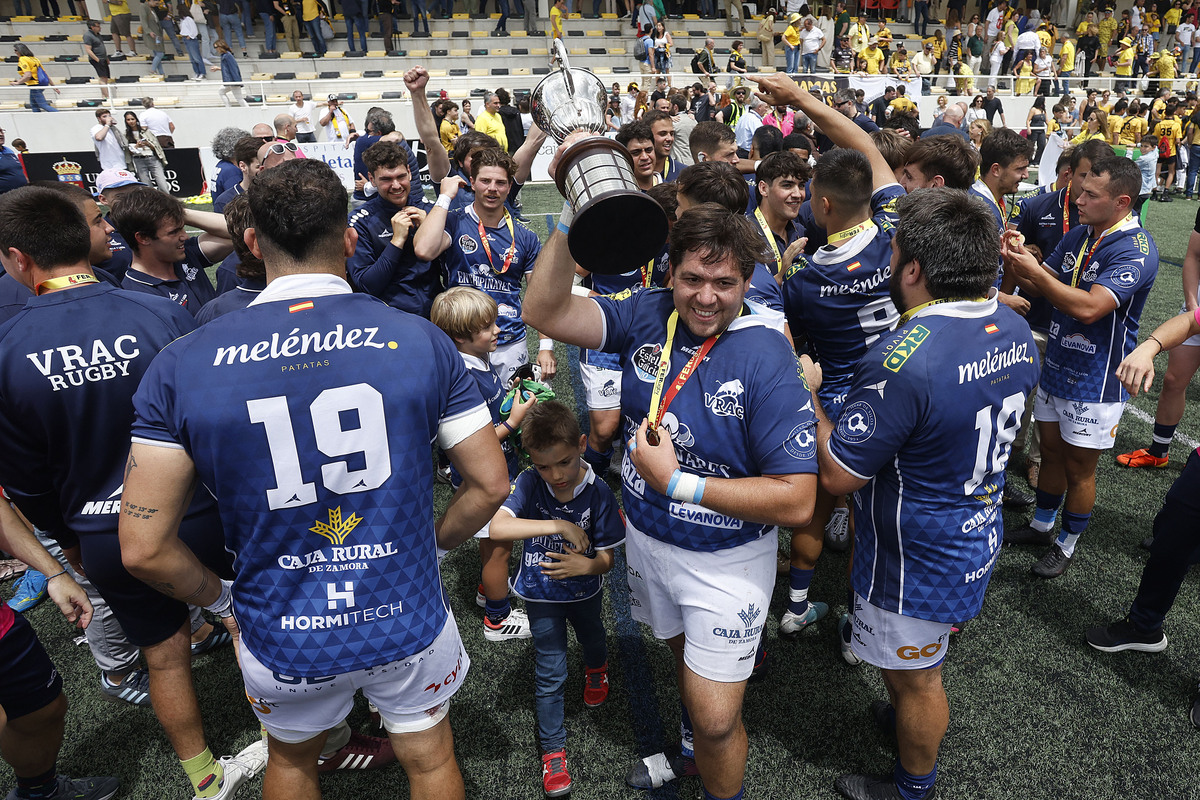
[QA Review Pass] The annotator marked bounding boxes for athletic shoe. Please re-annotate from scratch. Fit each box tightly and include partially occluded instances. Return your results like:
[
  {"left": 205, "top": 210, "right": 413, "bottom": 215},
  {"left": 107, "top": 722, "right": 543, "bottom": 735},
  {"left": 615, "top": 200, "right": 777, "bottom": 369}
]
[
  {"left": 779, "top": 600, "right": 829, "bottom": 636},
  {"left": 869, "top": 699, "right": 896, "bottom": 739},
  {"left": 475, "top": 584, "right": 486, "bottom": 608},
  {"left": 4, "top": 775, "right": 120, "bottom": 800},
  {"left": 1001, "top": 483, "right": 1036, "bottom": 507},
  {"left": 435, "top": 464, "right": 452, "bottom": 484},
  {"left": 316, "top": 731, "right": 397, "bottom": 772},
  {"left": 835, "top": 773, "right": 936, "bottom": 799},
  {"left": 8, "top": 569, "right": 47, "bottom": 612},
  {"left": 1003, "top": 523, "right": 1054, "bottom": 547},
  {"left": 1085, "top": 617, "right": 1168, "bottom": 653},
  {"left": 1116, "top": 448, "right": 1169, "bottom": 469},
  {"left": 483, "top": 607, "right": 532, "bottom": 641},
  {"left": 541, "top": 751, "right": 572, "bottom": 797},
  {"left": 838, "top": 613, "right": 861, "bottom": 666},
  {"left": 202, "top": 740, "right": 268, "bottom": 800},
  {"left": 100, "top": 668, "right": 151, "bottom": 707},
  {"left": 825, "top": 507, "right": 851, "bottom": 552},
  {"left": 1031, "top": 544, "right": 1072, "bottom": 579},
  {"left": 191, "top": 626, "right": 232, "bottom": 657},
  {"left": 624, "top": 747, "right": 698, "bottom": 789},
  {"left": 583, "top": 663, "right": 609, "bottom": 707}
]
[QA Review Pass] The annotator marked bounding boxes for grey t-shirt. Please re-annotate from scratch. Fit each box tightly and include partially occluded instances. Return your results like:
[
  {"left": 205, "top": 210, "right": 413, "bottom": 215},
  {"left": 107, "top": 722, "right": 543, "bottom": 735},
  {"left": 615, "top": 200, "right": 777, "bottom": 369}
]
[{"left": 84, "top": 30, "right": 108, "bottom": 60}]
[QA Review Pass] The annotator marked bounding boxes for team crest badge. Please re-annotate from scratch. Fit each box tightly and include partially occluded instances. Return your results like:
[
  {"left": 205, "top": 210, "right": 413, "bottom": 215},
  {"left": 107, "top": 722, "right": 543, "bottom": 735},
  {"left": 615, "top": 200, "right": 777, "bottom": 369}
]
[{"left": 53, "top": 158, "right": 85, "bottom": 189}]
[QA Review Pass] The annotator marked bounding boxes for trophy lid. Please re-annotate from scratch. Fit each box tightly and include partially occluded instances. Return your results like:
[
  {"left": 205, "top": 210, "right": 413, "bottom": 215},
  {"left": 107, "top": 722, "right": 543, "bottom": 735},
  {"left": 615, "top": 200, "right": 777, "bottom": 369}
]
[{"left": 529, "top": 39, "right": 609, "bottom": 142}]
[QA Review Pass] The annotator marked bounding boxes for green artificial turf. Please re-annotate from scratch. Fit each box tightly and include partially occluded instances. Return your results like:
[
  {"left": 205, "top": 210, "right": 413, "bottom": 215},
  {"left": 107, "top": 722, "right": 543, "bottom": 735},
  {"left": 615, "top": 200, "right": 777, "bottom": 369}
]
[{"left": 4, "top": 185, "right": 1200, "bottom": 800}]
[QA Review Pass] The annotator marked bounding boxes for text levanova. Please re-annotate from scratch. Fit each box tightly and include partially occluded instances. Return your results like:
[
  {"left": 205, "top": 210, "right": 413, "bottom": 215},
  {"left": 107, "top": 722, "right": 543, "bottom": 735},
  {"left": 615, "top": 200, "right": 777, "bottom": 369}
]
[{"left": 213, "top": 325, "right": 387, "bottom": 366}]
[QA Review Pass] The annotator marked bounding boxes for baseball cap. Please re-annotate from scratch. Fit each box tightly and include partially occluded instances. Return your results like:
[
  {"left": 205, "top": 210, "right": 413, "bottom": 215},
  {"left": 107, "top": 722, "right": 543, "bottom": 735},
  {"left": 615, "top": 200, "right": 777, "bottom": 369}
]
[
  {"left": 327, "top": 93, "right": 338, "bottom": 101},
  {"left": 95, "top": 168, "right": 143, "bottom": 194}
]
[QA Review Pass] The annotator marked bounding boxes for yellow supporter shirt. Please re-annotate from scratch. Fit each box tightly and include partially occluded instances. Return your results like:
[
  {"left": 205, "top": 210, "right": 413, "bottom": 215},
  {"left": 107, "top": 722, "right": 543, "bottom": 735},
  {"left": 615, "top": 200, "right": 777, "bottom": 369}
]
[
  {"left": 1037, "top": 29, "right": 1053, "bottom": 49},
  {"left": 1155, "top": 118, "right": 1184, "bottom": 156},
  {"left": 108, "top": 0, "right": 130, "bottom": 13},
  {"left": 889, "top": 53, "right": 910, "bottom": 73},
  {"left": 1098, "top": 17, "right": 1118, "bottom": 44},
  {"left": 784, "top": 23, "right": 801, "bottom": 47},
  {"left": 550, "top": 5, "right": 563, "bottom": 37},
  {"left": 1117, "top": 114, "right": 1148, "bottom": 146},
  {"left": 439, "top": 118, "right": 459, "bottom": 153},
  {"left": 16, "top": 55, "right": 40, "bottom": 85},
  {"left": 1059, "top": 39, "right": 1075, "bottom": 71},
  {"left": 1115, "top": 46, "right": 1135, "bottom": 75},
  {"left": 890, "top": 95, "right": 917, "bottom": 113},
  {"left": 860, "top": 46, "right": 884, "bottom": 73},
  {"left": 473, "top": 109, "right": 507, "bottom": 151},
  {"left": 1076, "top": 20, "right": 1090, "bottom": 35},
  {"left": 924, "top": 36, "right": 946, "bottom": 59},
  {"left": 1166, "top": 7, "right": 1182, "bottom": 26},
  {"left": 1154, "top": 50, "right": 1178, "bottom": 79}
]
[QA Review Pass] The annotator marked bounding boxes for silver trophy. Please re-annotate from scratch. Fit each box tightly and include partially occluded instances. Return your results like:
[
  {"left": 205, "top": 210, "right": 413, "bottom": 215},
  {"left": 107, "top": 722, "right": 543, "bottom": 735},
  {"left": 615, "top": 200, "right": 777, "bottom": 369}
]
[{"left": 530, "top": 38, "right": 668, "bottom": 275}]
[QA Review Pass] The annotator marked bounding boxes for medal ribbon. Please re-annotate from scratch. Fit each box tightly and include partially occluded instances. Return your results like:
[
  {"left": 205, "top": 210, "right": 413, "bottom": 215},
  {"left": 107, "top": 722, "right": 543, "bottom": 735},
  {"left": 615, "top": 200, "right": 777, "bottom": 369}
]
[
  {"left": 1071, "top": 213, "right": 1133, "bottom": 288},
  {"left": 35, "top": 273, "right": 98, "bottom": 295},
  {"left": 478, "top": 210, "right": 517, "bottom": 274},
  {"left": 827, "top": 219, "right": 875, "bottom": 246},
  {"left": 897, "top": 296, "right": 987, "bottom": 326},
  {"left": 646, "top": 310, "right": 722, "bottom": 444},
  {"left": 754, "top": 207, "right": 784, "bottom": 275},
  {"left": 1062, "top": 181, "right": 1072, "bottom": 238}
]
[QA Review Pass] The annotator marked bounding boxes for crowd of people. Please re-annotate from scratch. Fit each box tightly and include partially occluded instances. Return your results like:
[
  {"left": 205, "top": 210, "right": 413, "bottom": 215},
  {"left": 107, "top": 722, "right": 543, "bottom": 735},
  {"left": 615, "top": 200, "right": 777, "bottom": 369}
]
[{"left": 0, "top": 5, "right": 1199, "bottom": 798}]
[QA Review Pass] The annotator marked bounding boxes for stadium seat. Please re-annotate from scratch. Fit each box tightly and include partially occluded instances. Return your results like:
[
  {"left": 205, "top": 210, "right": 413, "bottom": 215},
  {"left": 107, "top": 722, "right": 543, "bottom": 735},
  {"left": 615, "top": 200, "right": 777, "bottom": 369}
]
[{"left": 250, "top": 72, "right": 274, "bottom": 81}]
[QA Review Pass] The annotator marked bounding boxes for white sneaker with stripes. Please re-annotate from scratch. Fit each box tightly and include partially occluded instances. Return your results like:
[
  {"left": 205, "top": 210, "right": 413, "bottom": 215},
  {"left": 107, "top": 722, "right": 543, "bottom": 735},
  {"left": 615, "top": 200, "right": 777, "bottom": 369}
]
[{"left": 483, "top": 607, "right": 532, "bottom": 641}]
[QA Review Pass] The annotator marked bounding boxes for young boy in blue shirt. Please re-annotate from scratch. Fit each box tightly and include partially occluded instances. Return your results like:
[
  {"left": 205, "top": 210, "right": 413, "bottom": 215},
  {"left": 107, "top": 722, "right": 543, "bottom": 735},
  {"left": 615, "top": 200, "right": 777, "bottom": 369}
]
[
  {"left": 431, "top": 286, "right": 536, "bottom": 641},
  {"left": 488, "top": 401, "right": 624, "bottom": 798}
]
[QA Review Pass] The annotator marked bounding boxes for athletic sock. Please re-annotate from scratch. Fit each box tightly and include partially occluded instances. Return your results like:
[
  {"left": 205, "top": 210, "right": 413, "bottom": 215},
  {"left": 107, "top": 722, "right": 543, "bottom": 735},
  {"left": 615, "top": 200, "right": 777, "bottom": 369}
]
[
  {"left": 894, "top": 761, "right": 936, "bottom": 800},
  {"left": 787, "top": 567, "right": 814, "bottom": 616},
  {"left": 1031, "top": 490, "right": 1064, "bottom": 532},
  {"left": 484, "top": 597, "right": 512, "bottom": 624},
  {"left": 15, "top": 767, "right": 57, "bottom": 800},
  {"left": 1056, "top": 510, "right": 1092, "bottom": 558},
  {"left": 181, "top": 747, "right": 224, "bottom": 799},
  {"left": 703, "top": 787, "right": 745, "bottom": 800},
  {"left": 1149, "top": 423, "right": 1177, "bottom": 458},
  {"left": 582, "top": 443, "right": 613, "bottom": 473},
  {"left": 320, "top": 719, "right": 351, "bottom": 759},
  {"left": 679, "top": 703, "right": 695, "bottom": 760}
]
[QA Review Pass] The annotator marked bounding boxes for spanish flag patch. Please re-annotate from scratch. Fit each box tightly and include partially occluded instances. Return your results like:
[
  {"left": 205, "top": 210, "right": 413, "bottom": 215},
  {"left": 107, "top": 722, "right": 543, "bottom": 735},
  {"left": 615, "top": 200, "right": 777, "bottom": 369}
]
[
  {"left": 984, "top": 323, "right": 999, "bottom": 334},
  {"left": 289, "top": 301, "right": 315, "bottom": 313},
  {"left": 846, "top": 261, "right": 861, "bottom": 272}
]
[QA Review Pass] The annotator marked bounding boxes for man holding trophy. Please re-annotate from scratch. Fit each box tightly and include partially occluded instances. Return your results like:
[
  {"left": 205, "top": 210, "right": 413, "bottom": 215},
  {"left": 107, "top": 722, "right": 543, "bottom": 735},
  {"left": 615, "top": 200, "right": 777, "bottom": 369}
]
[{"left": 524, "top": 60, "right": 820, "bottom": 800}]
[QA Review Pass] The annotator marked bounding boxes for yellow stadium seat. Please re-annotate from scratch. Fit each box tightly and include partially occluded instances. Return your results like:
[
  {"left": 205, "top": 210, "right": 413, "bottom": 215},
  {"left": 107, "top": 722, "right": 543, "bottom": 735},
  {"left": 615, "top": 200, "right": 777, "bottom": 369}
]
[{"left": 250, "top": 72, "right": 274, "bottom": 81}]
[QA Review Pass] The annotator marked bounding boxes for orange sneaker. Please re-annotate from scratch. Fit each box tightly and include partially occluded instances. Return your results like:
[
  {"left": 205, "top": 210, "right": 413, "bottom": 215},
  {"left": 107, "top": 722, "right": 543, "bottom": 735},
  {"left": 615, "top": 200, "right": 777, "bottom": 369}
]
[{"left": 1116, "top": 448, "right": 1169, "bottom": 468}]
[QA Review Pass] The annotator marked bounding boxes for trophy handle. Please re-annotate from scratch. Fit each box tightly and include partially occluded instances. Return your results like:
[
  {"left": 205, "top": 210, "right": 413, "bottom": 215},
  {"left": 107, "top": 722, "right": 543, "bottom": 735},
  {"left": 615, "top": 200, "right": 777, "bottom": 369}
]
[{"left": 551, "top": 37, "right": 575, "bottom": 96}]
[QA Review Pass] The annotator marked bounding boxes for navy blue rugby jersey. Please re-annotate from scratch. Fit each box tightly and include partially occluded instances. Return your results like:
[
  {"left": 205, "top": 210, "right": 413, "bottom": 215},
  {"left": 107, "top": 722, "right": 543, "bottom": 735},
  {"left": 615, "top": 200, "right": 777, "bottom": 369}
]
[
  {"left": 121, "top": 237, "right": 217, "bottom": 316},
  {"left": 130, "top": 275, "right": 490, "bottom": 676},
  {"left": 347, "top": 194, "right": 442, "bottom": 318}
]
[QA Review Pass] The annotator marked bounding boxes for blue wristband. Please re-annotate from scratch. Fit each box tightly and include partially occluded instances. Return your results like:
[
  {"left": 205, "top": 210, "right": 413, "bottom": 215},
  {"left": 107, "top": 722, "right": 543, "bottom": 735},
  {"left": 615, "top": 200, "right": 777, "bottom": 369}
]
[
  {"left": 556, "top": 221, "right": 571, "bottom": 235},
  {"left": 693, "top": 476, "right": 707, "bottom": 505}
]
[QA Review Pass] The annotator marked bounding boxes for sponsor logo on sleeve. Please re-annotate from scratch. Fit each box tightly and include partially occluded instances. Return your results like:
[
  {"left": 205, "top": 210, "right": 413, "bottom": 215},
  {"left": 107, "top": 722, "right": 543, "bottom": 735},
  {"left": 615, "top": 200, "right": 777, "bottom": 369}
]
[
  {"left": 783, "top": 422, "right": 817, "bottom": 460},
  {"left": 837, "top": 401, "right": 877, "bottom": 443},
  {"left": 882, "top": 324, "right": 929, "bottom": 372},
  {"left": 1111, "top": 265, "right": 1141, "bottom": 288}
]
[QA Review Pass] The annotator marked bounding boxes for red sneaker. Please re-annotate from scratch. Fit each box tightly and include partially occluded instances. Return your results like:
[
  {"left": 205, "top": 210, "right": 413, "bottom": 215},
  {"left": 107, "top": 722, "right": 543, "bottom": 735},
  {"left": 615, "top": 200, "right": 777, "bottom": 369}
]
[
  {"left": 583, "top": 663, "right": 609, "bottom": 707},
  {"left": 316, "top": 731, "right": 397, "bottom": 772},
  {"left": 1116, "top": 448, "right": 1169, "bottom": 468},
  {"left": 541, "top": 750, "right": 572, "bottom": 797}
]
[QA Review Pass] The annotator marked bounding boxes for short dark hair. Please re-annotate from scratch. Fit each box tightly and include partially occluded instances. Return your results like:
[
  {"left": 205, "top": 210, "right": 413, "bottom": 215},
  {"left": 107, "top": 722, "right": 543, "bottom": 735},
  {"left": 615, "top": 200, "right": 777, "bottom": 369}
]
[
  {"left": 233, "top": 136, "right": 263, "bottom": 168},
  {"left": 642, "top": 109, "right": 672, "bottom": 128},
  {"left": 454, "top": 129, "right": 501, "bottom": 168},
  {"left": 751, "top": 124, "right": 784, "bottom": 157},
  {"left": 669, "top": 93, "right": 689, "bottom": 114},
  {"left": 110, "top": 187, "right": 185, "bottom": 254},
  {"left": 616, "top": 120, "right": 655, "bottom": 148},
  {"left": 689, "top": 121, "right": 735, "bottom": 158},
  {"left": 521, "top": 400, "right": 582, "bottom": 454},
  {"left": 495, "top": 87, "right": 511, "bottom": 105},
  {"left": 781, "top": 132, "right": 815, "bottom": 154},
  {"left": 363, "top": 140, "right": 411, "bottom": 174},
  {"left": 647, "top": 181, "right": 679, "bottom": 220},
  {"left": 676, "top": 162, "right": 749, "bottom": 214},
  {"left": 979, "top": 127, "right": 1035, "bottom": 173},
  {"left": 365, "top": 107, "right": 395, "bottom": 136},
  {"left": 811, "top": 147, "right": 871, "bottom": 211},
  {"left": 756, "top": 151, "right": 808, "bottom": 187},
  {"left": 95, "top": 108, "right": 110, "bottom": 121},
  {"left": 882, "top": 111, "right": 921, "bottom": 141},
  {"left": 222, "top": 194, "right": 265, "bottom": 282},
  {"left": 1069, "top": 137, "right": 1115, "bottom": 172},
  {"left": 894, "top": 189, "right": 998, "bottom": 299},
  {"left": 0, "top": 187, "right": 90, "bottom": 269},
  {"left": 904, "top": 134, "right": 979, "bottom": 190},
  {"left": 247, "top": 159, "right": 347, "bottom": 265},
  {"left": 1088, "top": 156, "right": 1143, "bottom": 205},
  {"left": 31, "top": 179, "right": 93, "bottom": 204},
  {"left": 468, "top": 146, "right": 516, "bottom": 180},
  {"left": 668, "top": 203, "right": 771, "bottom": 281}
]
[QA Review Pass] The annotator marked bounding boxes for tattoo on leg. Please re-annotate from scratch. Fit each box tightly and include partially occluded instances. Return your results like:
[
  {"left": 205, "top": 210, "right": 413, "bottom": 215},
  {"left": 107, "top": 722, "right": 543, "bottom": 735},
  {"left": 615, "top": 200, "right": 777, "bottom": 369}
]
[{"left": 180, "top": 572, "right": 210, "bottom": 604}]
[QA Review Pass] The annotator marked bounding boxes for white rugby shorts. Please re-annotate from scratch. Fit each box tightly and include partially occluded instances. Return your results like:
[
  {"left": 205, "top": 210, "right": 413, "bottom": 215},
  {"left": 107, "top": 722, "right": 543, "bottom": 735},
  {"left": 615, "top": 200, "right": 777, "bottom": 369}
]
[
  {"left": 492, "top": 337, "right": 529, "bottom": 389},
  {"left": 239, "top": 612, "right": 469, "bottom": 742},
  {"left": 848, "top": 593, "right": 952, "bottom": 671},
  {"left": 1033, "top": 391, "right": 1124, "bottom": 450},
  {"left": 624, "top": 520, "right": 774, "bottom": 683},
  {"left": 579, "top": 362, "right": 623, "bottom": 410}
]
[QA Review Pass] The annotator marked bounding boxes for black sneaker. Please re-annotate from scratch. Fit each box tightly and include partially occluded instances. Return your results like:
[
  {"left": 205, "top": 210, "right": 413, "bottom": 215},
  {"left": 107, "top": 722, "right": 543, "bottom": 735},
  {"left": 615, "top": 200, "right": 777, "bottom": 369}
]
[
  {"left": 1002, "top": 483, "right": 1036, "bottom": 507},
  {"left": 22, "top": 775, "right": 120, "bottom": 800},
  {"left": 1004, "top": 523, "right": 1053, "bottom": 546},
  {"left": 624, "top": 747, "right": 698, "bottom": 789},
  {"left": 1085, "top": 617, "right": 1168, "bottom": 653},
  {"left": 1031, "top": 544, "right": 1072, "bottom": 579},
  {"left": 835, "top": 773, "right": 936, "bottom": 799}
]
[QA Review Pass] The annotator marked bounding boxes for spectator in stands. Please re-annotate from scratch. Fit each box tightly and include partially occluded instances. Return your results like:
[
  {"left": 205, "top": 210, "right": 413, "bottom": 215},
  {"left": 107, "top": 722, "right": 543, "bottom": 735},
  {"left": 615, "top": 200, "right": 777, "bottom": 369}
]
[
  {"left": 783, "top": 12, "right": 802, "bottom": 73},
  {"left": 735, "top": 97, "right": 767, "bottom": 157},
  {"left": 179, "top": 2, "right": 206, "bottom": 79},
  {"left": 217, "top": 0, "right": 247, "bottom": 55},
  {"left": 551, "top": 0, "right": 565, "bottom": 38},
  {"left": 91, "top": 109, "right": 127, "bottom": 172},
  {"left": 123, "top": 111, "right": 171, "bottom": 193},
  {"left": 141, "top": 1, "right": 166, "bottom": 76},
  {"left": 273, "top": 0, "right": 299, "bottom": 50},
  {"left": 475, "top": 92, "right": 509, "bottom": 151},
  {"left": 214, "top": 41, "right": 249, "bottom": 107},
  {"left": 694, "top": 38, "right": 716, "bottom": 79},
  {"left": 302, "top": 0, "right": 328, "bottom": 53},
  {"left": 288, "top": 89, "right": 317, "bottom": 142},
  {"left": 342, "top": 0, "right": 369, "bottom": 50},
  {"left": 757, "top": 9, "right": 777, "bottom": 70},
  {"left": 107, "top": 0, "right": 137, "bottom": 55},
  {"left": 0, "top": 127, "right": 28, "bottom": 195},
  {"left": 799, "top": 16, "right": 825, "bottom": 73},
  {"left": 10, "top": 45, "right": 58, "bottom": 113},
  {"left": 140, "top": 97, "right": 176, "bottom": 148},
  {"left": 83, "top": 20, "right": 111, "bottom": 100},
  {"left": 497, "top": 88, "right": 525, "bottom": 154}
]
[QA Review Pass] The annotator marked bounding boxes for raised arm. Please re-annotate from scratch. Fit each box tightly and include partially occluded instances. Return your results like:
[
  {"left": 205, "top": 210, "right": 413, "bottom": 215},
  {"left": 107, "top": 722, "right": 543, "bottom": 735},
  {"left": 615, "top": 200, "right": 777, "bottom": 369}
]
[
  {"left": 184, "top": 208, "right": 234, "bottom": 261},
  {"left": 404, "top": 66, "right": 451, "bottom": 182}
]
